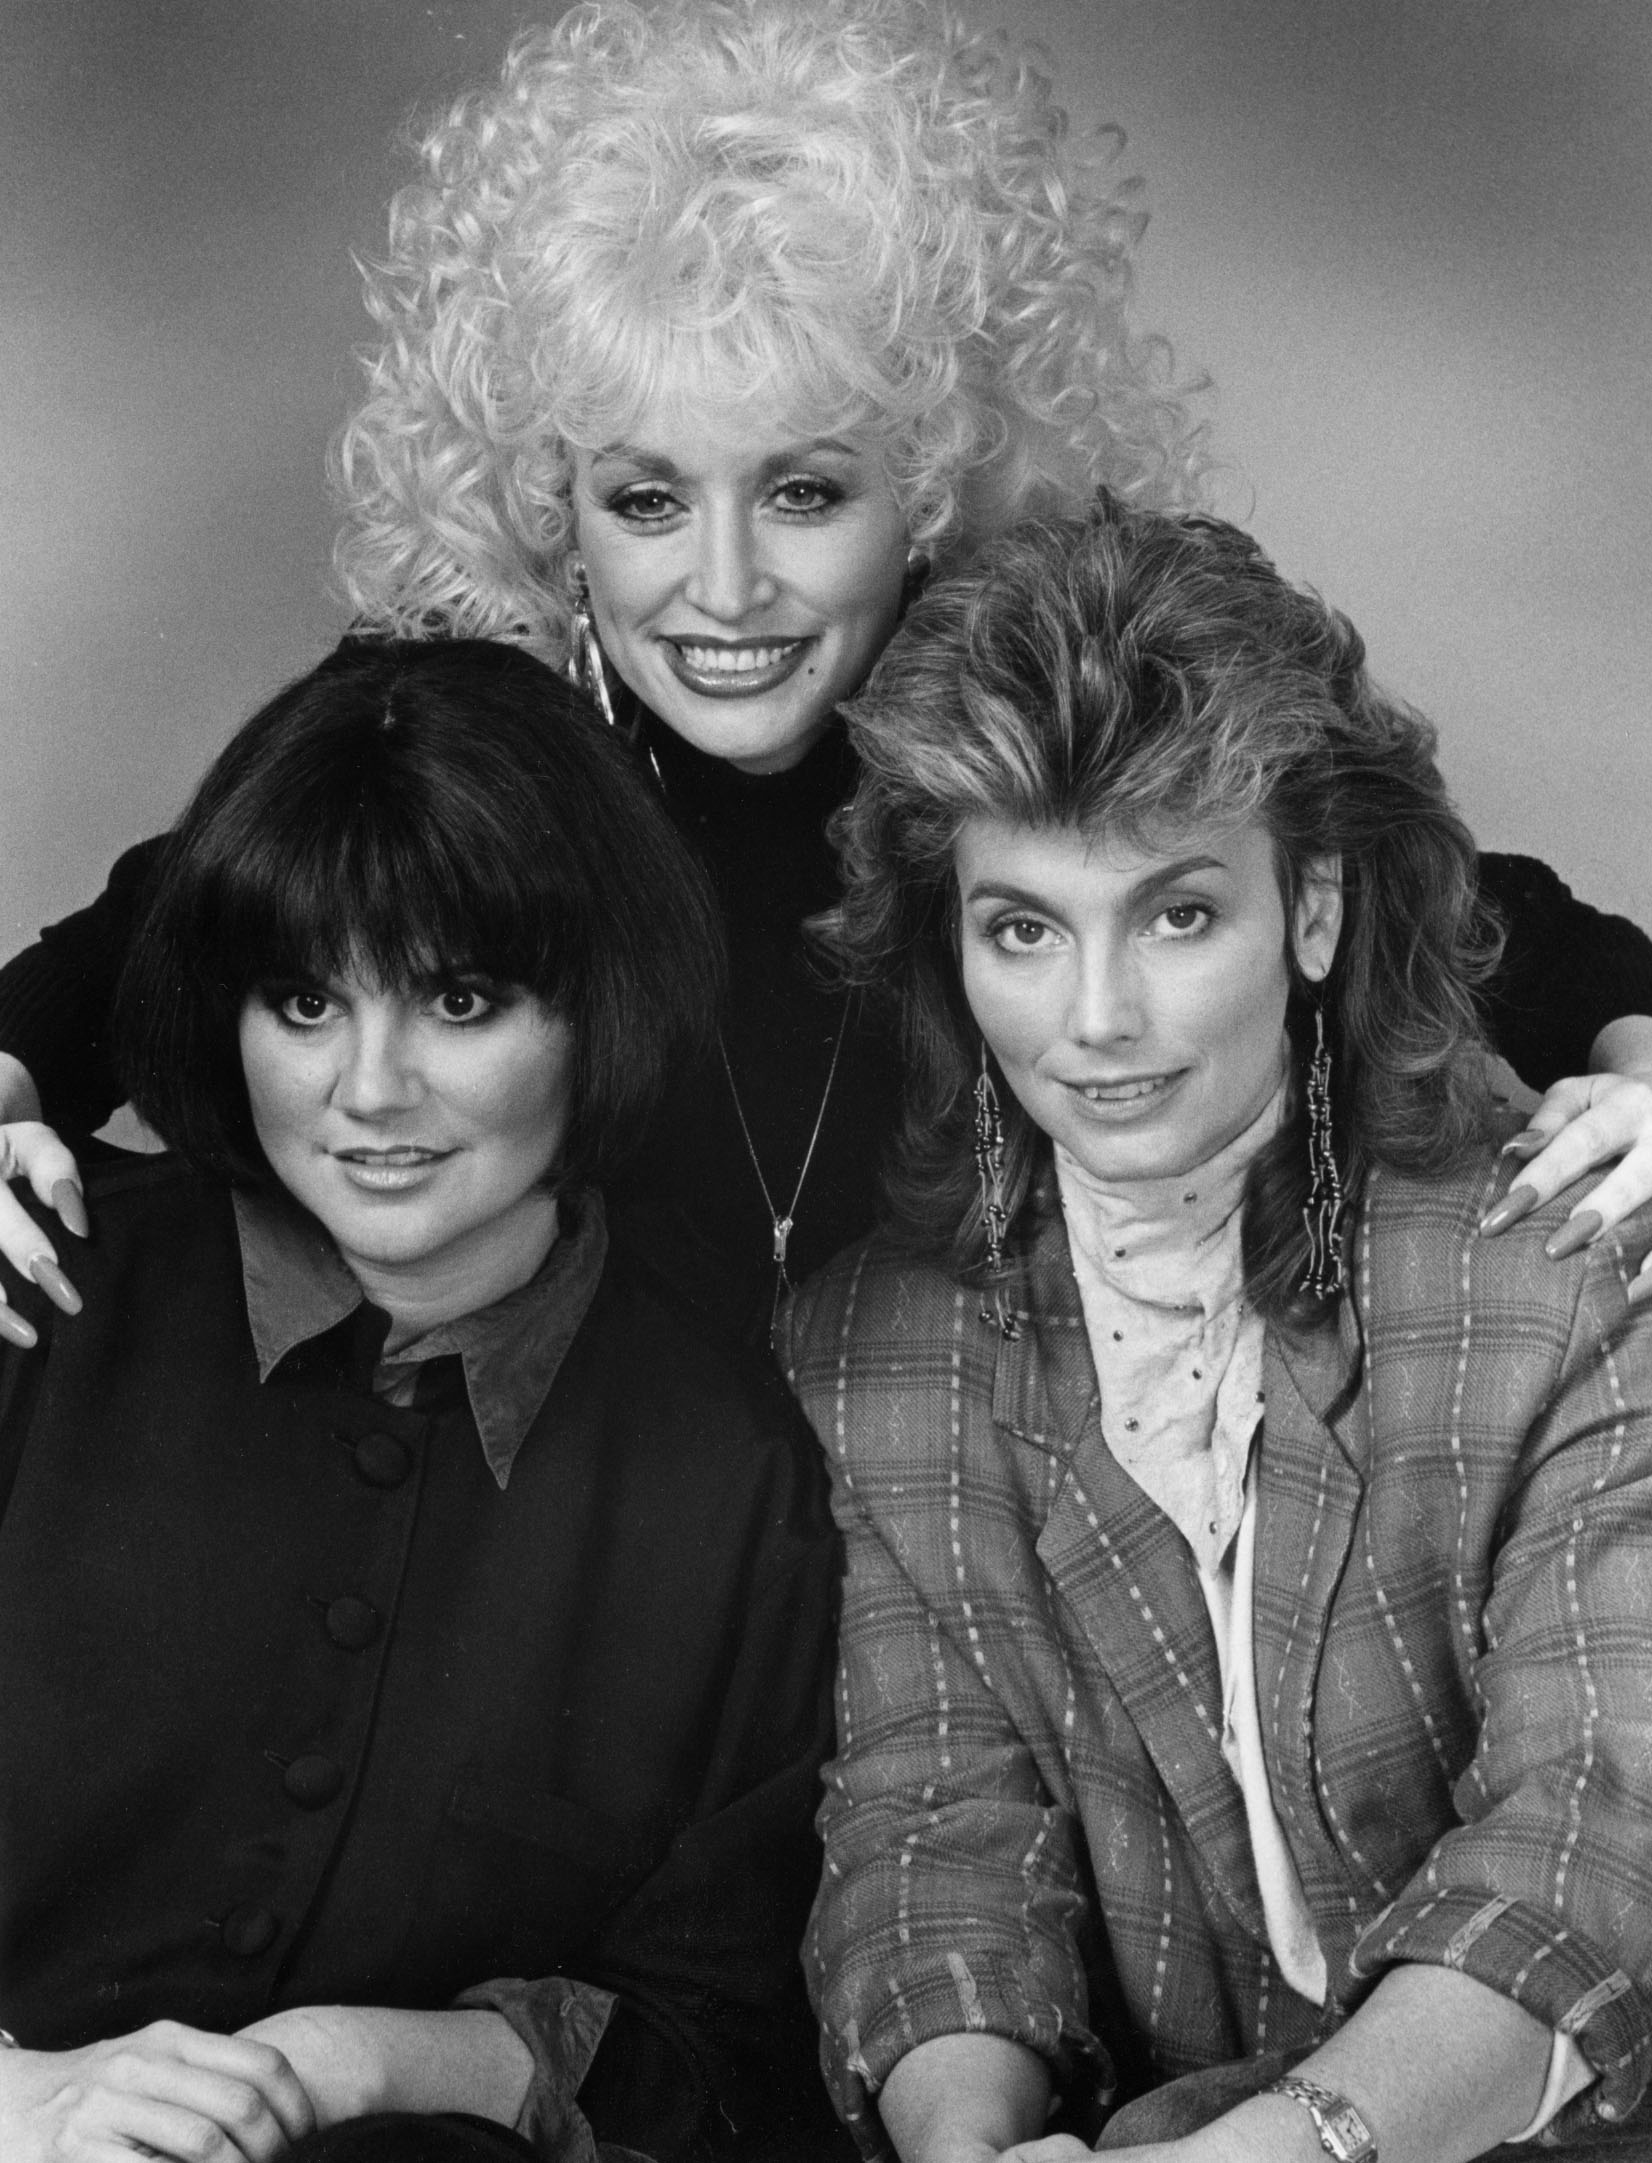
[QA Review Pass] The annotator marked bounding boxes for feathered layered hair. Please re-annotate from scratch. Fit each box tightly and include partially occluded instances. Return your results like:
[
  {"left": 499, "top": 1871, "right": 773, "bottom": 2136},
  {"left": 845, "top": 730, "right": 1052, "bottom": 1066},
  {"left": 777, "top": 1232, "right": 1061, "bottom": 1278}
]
[
  {"left": 826, "top": 498, "right": 1502, "bottom": 1322},
  {"left": 332, "top": 0, "right": 1203, "bottom": 657}
]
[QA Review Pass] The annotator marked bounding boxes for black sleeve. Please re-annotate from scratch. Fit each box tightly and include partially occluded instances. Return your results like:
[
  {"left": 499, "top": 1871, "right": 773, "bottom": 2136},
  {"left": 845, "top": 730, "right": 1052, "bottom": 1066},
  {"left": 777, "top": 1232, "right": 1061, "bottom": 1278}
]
[
  {"left": 0, "top": 838, "right": 164, "bottom": 1136},
  {"left": 0, "top": 1201, "right": 51, "bottom": 1530},
  {"left": 575, "top": 1381, "right": 854, "bottom": 2161},
  {"left": 1476, "top": 851, "right": 1652, "bottom": 1091}
]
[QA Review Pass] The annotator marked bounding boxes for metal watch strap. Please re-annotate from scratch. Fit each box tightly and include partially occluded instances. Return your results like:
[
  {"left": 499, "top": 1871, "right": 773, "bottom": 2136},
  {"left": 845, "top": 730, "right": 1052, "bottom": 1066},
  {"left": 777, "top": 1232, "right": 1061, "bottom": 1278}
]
[{"left": 1267, "top": 2076, "right": 1378, "bottom": 2163}]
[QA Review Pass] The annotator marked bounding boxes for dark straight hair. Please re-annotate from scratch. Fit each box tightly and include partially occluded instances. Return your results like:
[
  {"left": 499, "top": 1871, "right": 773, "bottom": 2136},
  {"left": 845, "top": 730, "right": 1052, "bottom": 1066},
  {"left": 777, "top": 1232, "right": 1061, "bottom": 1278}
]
[{"left": 117, "top": 636, "right": 722, "bottom": 1189}]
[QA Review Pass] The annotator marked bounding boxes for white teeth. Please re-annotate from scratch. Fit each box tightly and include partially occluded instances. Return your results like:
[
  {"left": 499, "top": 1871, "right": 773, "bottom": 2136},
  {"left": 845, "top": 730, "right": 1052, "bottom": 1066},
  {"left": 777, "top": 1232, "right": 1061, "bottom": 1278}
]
[
  {"left": 1081, "top": 1078, "right": 1165, "bottom": 1102},
  {"left": 678, "top": 644, "right": 797, "bottom": 673}
]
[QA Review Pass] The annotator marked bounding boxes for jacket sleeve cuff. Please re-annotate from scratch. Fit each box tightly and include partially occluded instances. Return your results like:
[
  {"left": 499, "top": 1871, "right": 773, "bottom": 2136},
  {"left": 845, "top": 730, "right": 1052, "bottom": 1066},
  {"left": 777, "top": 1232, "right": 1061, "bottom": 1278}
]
[
  {"left": 1351, "top": 1891, "right": 1651, "bottom": 2134},
  {"left": 452, "top": 1975, "right": 616, "bottom": 2160},
  {"left": 820, "top": 1954, "right": 1113, "bottom": 2158}
]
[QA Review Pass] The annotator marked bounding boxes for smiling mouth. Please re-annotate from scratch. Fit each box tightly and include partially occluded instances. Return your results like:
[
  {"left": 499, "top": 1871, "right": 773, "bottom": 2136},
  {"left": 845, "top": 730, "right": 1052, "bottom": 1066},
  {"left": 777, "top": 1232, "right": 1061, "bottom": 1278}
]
[
  {"left": 662, "top": 637, "right": 811, "bottom": 697},
  {"left": 1066, "top": 1073, "right": 1182, "bottom": 1107},
  {"left": 335, "top": 1147, "right": 449, "bottom": 1163},
  {"left": 333, "top": 1146, "right": 454, "bottom": 1190}
]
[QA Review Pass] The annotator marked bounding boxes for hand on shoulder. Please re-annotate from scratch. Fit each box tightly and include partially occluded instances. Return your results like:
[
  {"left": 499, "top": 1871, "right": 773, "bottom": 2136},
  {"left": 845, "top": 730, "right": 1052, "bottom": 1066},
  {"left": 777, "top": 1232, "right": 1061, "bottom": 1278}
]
[
  {"left": 1481, "top": 1067, "right": 1652, "bottom": 1300},
  {"left": 0, "top": 1104, "right": 86, "bottom": 1349}
]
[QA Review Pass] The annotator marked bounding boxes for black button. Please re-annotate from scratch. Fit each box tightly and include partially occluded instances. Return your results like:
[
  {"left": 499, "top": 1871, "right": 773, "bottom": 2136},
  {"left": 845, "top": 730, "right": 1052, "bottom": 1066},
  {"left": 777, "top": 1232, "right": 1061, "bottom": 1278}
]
[
  {"left": 282, "top": 1755, "right": 344, "bottom": 1809},
  {"left": 221, "top": 1903, "right": 280, "bottom": 1958},
  {"left": 352, "top": 1433, "right": 410, "bottom": 1487},
  {"left": 324, "top": 1596, "right": 382, "bottom": 1651}
]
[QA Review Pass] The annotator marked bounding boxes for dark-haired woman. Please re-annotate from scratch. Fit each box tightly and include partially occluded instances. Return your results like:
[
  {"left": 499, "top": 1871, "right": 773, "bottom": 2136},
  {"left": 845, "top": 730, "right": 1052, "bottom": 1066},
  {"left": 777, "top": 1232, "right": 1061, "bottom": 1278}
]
[
  {"left": 5, "top": 0, "right": 1652, "bottom": 1350},
  {"left": 784, "top": 503, "right": 1652, "bottom": 2161},
  {"left": 0, "top": 640, "right": 846, "bottom": 2162}
]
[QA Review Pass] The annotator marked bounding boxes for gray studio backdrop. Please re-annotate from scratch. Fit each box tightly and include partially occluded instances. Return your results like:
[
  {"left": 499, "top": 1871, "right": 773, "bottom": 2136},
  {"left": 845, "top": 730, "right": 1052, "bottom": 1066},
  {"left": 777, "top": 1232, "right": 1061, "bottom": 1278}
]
[{"left": 5, "top": 0, "right": 1649, "bottom": 993}]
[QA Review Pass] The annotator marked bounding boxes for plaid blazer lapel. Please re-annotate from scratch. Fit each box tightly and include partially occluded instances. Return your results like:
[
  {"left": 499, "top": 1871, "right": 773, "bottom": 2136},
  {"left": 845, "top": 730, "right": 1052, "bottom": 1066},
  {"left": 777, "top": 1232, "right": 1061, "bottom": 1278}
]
[
  {"left": 1038, "top": 1431, "right": 1273, "bottom": 1939},
  {"left": 1004, "top": 1210, "right": 1269, "bottom": 1940},
  {"left": 1253, "top": 1296, "right": 1373, "bottom": 1964}
]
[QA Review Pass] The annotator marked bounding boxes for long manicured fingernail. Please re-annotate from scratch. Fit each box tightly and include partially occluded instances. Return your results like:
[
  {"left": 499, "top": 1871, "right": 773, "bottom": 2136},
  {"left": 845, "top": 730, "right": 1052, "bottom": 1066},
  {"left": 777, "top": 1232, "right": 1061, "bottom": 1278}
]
[
  {"left": 0, "top": 1305, "right": 37, "bottom": 1349},
  {"left": 51, "top": 1179, "right": 89, "bottom": 1240},
  {"left": 1501, "top": 1131, "right": 1546, "bottom": 1161},
  {"left": 1628, "top": 1274, "right": 1652, "bottom": 1308},
  {"left": 1546, "top": 1210, "right": 1604, "bottom": 1262},
  {"left": 28, "top": 1255, "right": 81, "bottom": 1315},
  {"left": 1480, "top": 1183, "right": 1539, "bottom": 1236}
]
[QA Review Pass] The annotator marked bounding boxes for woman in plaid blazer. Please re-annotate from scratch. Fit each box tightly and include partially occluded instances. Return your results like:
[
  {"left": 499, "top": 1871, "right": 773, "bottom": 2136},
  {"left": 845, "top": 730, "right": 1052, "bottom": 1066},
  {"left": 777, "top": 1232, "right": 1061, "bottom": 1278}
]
[{"left": 783, "top": 500, "right": 1652, "bottom": 2163}]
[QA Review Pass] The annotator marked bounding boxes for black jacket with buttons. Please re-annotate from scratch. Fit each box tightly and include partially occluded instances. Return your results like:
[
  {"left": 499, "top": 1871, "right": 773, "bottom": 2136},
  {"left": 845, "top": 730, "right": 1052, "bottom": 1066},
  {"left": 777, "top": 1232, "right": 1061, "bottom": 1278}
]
[{"left": 0, "top": 1155, "right": 848, "bottom": 2159}]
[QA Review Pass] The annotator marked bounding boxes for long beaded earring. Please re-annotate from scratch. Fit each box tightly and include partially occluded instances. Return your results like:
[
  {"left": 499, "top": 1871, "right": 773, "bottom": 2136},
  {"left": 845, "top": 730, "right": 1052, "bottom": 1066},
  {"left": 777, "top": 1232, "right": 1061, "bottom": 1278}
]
[
  {"left": 1299, "top": 998, "right": 1349, "bottom": 1297},
  {"left": 973, "top": 1045, "right": 1021, "bottom": 1340},
  {"left": 566, "top": 568, "right": 617, "bottom": 731}
]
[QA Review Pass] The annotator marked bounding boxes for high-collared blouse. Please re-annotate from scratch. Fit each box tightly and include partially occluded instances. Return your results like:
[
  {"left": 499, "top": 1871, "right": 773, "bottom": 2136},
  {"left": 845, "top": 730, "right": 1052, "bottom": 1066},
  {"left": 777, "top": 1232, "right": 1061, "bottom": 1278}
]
[{"left": 780, "top": 1138, "right": 1652, "bottom": 2158}]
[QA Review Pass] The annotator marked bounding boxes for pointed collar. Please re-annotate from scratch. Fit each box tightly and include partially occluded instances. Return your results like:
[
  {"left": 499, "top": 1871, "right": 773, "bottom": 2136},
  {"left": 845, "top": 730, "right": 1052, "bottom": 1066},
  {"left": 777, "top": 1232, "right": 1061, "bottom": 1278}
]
[{"left": 231, "top": 1184, "right": 609, "bottom": 1488}]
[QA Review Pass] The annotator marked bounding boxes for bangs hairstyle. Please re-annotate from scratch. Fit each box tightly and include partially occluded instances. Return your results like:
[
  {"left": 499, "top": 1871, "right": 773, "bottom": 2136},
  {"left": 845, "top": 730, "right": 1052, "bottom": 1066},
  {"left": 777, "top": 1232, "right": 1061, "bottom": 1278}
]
[
  {"left": 332, "top": 0, "right": 1204, "bottom": 655},
  {"left": 116, "top": 639, "right": 721, "bottom": 1189},
  {"left": 827, "top": 497, "right": 1502, "bottom": 1323}
]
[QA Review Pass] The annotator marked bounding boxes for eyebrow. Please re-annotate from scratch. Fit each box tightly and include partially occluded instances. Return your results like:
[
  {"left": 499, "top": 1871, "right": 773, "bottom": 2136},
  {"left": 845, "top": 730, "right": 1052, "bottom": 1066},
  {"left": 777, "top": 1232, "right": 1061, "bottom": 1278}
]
[
  {"left": 584, "top": 436, "right": 864, "bottom": 478},
  {"left": 961, "top": 853, "right": 1231, "bottom": 909},
  {"left": 1129, "top": 853, "right": 1230, "bottom": 899}
]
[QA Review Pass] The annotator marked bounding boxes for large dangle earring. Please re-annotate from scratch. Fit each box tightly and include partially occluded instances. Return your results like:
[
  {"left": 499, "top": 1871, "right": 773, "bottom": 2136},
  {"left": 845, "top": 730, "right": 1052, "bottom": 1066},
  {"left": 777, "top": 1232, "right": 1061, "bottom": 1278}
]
[
  {"left": 566, "top": 568, "right": 617, "bottom": 731},
  {"left": 973, "top": 1044, "right": 1021, "bottom": 1341},
  {"left": 1299, "top": 998, "right": 1349, "bottom": 1298}
]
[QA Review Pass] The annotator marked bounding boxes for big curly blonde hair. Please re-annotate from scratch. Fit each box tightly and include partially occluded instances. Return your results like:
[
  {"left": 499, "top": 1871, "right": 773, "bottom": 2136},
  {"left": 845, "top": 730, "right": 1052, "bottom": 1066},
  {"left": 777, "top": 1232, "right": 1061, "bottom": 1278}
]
[{"left": 332, "top": 0, "right": 1205, "bottom": 658}]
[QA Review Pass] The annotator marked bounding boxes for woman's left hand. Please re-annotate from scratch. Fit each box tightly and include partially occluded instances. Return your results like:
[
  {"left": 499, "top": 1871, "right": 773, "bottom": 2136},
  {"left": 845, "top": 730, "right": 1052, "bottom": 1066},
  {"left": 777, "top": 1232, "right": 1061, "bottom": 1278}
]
[{"left": 1480, "top": 1071, "right": 1652, "bottom": 1294}]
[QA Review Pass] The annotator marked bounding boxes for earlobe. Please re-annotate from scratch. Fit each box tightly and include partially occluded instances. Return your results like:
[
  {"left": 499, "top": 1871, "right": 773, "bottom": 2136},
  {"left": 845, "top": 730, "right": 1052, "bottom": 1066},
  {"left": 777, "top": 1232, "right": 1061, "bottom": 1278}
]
[{"left": 1293, "top": 856, "right": 1344, "bottom": 983}]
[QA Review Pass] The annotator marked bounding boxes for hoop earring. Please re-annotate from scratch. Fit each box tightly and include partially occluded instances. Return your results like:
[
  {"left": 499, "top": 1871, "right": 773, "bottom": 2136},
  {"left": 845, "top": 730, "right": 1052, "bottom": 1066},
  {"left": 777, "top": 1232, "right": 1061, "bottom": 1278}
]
[
  {"left": 1299, "top": 998, "right": 1348, "bottom": 1298},
  {"left": 566, "top": 571, "right": 617, "bottom": 731},
  {"left": 973, "top": 1044, "right": 1021, "bottom": 1340}
]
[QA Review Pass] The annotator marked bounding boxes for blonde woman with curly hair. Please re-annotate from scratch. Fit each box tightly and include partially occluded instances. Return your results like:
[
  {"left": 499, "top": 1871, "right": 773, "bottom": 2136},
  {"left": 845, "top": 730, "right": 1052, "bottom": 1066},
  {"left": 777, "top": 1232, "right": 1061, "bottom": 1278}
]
[
  {"left": 332, "top": 0, "right": 1193, "bottom": 651},
  {"left": 1, "top": 0, "right": 1650, "bottom": 1351}
]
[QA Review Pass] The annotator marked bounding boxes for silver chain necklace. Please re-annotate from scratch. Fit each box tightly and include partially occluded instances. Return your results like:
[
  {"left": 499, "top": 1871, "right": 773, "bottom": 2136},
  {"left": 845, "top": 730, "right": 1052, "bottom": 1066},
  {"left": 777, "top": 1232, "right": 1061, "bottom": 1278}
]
[
  {"left": 719, "top": 999, "right": 851, "bottom": 1292},
  {"left": 593, "top": 672, "right": 851, "bottom": 1301}
]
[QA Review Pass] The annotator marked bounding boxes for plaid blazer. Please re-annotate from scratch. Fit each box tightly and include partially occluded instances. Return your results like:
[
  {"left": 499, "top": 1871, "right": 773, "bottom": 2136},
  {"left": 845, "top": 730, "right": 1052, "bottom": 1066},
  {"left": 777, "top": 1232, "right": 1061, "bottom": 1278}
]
[{"left": 781, "top": 1142, "right": 1652, "bottom": 2155}]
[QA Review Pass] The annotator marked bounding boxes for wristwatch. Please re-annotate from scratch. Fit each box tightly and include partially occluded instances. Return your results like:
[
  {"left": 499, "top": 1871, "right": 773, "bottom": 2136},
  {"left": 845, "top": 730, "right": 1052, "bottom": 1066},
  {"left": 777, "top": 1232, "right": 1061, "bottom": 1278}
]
[{"left": 1267, "top": 2076, "right": 1378, "bottom": 2163}]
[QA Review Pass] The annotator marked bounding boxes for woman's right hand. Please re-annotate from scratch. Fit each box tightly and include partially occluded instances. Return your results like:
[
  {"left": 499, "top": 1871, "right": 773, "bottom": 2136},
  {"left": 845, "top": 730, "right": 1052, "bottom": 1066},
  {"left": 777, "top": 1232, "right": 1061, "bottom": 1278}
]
[
  {"left": 0, "top": 2020, "right": 317, "bottom": 2160},
  {"left": 0, "top": 1056, "right": 87, "bottom": 1350}
]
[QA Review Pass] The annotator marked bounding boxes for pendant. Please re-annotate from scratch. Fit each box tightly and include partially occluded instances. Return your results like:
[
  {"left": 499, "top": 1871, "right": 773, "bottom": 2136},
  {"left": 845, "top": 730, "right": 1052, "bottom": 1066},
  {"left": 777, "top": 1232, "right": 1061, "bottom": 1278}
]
[{"left": 772, "top": 1215, "right": 794, "bottom": 1270}]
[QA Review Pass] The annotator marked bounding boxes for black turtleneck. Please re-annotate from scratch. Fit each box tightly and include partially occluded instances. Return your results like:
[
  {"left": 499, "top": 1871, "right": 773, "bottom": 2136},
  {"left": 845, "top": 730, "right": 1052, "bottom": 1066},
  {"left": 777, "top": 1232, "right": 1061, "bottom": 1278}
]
[{"left": 615, "top": 710, "right": 904, "bottom": 1345}]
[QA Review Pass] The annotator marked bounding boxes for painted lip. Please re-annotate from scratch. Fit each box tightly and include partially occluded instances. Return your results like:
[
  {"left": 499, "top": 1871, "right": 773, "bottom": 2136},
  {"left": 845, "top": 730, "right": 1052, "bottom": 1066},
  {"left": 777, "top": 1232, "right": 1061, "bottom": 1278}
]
[
  {"left": 331, "top": 1146, "right": 455, "bottom": 1193},
  {"left": 659, "top": 634, "right": 813, "bottom": 699},
  {"left": 1057, "top": 1070, "right": 1186, "bottom": 1117}
]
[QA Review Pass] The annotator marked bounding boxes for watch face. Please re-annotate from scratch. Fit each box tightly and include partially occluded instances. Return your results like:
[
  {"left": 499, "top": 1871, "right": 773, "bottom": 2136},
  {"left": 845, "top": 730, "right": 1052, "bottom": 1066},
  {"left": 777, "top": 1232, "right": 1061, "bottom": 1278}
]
[
  {"left": 1273, "top": 2079, "right": 1376, "bottom": 2163},
  {"left": 1324, "top": 2103, "right": 1375, "bottom": 2161}
]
